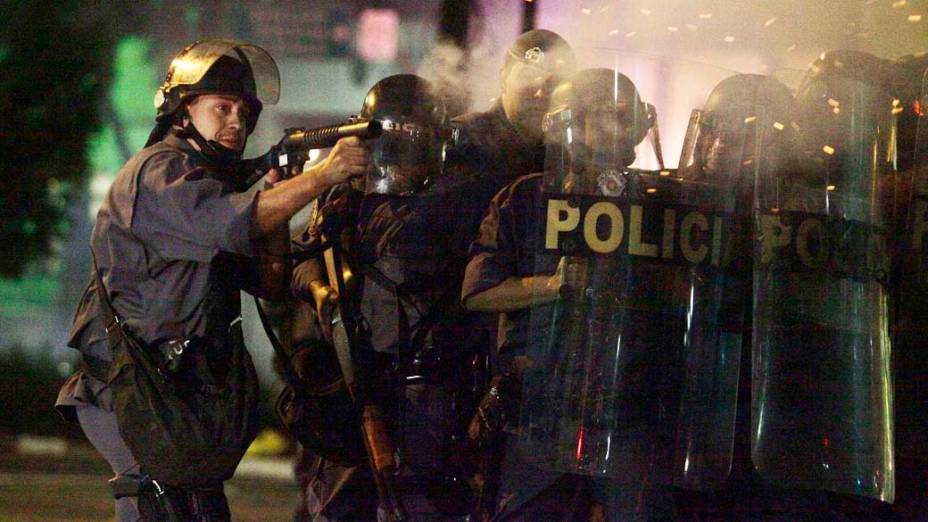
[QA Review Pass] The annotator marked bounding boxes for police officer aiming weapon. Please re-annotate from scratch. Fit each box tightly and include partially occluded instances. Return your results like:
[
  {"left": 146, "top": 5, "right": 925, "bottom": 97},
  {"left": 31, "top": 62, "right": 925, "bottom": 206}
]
[{"left": 56, "top": 38, "right": 372, "bottom": 522}]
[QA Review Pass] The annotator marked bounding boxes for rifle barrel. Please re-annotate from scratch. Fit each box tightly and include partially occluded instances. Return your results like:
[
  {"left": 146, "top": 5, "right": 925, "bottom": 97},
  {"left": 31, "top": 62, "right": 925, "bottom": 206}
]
[
  {"left": 285, "top": 120, "right": 382, "bottom": 151},
  {"left": 239, "top": 120, "right": 383, "bottom": 187}
]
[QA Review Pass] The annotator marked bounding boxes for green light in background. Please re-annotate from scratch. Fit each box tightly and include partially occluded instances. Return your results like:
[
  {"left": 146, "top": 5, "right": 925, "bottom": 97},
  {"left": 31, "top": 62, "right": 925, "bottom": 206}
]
[
  {"left": 87, "top": 124, "right": 122, "bottom": 175},
  {"left": 0, "top": 275, "right": 61, "bottom": 316},
  {"left": 0, "top": 36, "right": 159, "bottom": 314},
  {"left": 88, "top": 35, "right": 159, "bottom": 175},
  {"left": 87, "top": 35, "right": 159, "bottom": 218},
  {"left": 110, "top": 35, "right": 159, "bottom": 132}
]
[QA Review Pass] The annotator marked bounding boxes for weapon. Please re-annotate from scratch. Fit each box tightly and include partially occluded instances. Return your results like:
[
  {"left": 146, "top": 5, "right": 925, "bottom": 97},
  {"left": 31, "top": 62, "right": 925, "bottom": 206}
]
[
  {"left": 324, "top": 237, "right": 408, "bottom": 521},
  {"left": 239, "top": 119, "right": 383, "bottom": 187}
]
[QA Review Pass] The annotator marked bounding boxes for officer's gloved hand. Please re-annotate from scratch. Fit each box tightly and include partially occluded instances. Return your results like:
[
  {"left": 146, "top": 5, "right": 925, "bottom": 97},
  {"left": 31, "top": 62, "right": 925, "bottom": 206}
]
[
  {"left": 548, "top": 256, "right": 589, "bottom": 300},
  {"left": 311, "top": 282, "right": 339, "bottom": 342},
  {"left": 467, "top": 356, "right": 532, "bottom": 445}
]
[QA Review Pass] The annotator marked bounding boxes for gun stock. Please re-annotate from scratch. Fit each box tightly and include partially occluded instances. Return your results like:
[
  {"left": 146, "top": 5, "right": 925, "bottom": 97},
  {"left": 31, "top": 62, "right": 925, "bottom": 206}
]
[{"left": 325, "top": 244, "right": 408, "bottom": 521}]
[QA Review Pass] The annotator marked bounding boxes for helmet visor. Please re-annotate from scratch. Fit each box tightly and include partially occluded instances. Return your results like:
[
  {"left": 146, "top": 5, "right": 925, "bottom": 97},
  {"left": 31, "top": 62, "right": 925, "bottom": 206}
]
[
  {"left": 366, "top": 122, "right": 437, "bottom": 195},
  {"left": 543, "top": 104, "right": 659, "bottom": 195}
]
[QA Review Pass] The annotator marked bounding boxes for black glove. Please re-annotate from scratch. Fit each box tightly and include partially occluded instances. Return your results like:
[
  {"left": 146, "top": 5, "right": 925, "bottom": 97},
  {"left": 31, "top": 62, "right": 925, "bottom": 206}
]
[{"left": 467, "top": 370, "right": 522, "bottom": 446}]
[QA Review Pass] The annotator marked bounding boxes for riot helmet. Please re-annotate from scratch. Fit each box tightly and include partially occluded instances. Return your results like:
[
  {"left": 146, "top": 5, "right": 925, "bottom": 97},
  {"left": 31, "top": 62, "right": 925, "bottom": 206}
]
[
  {"left": 790, "top": 51, "right": 898, "bottom": 199},
  {"left": 503, "top": 29, "right": 576, "bottom": 75},
  {"left": 146, "top": 39, "right": 280, "bottom": 158},
  {"left": 356, "top": 74, "right": 448, "bottom": 196},
  {"left": 543, "top": 68, "right": 655, "bottom": 195},
  {"left": 892, "top": 53, "right": 928, "bottom": 173},
  {"left": 679, "top": 74, "right": 793, "bottom": 184},
  {"left": 500, "top": 30, "right": 577, "bottom": 145}
]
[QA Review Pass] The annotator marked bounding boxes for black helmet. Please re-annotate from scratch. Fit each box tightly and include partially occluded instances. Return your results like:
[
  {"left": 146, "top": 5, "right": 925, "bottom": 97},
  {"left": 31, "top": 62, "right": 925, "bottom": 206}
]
[
  {"left": 544, "top": 68, "right": 655, "bottom": 183},
  {"left": 680, "top": 73, "right": 793, "bottom": 181},
  {"left": 548, "top": 68, "right": 654, "bottom": 147},
  {"left": 787, "top": 49, "right": 899, "bottom": 203},
  {"left": 797, "top": 50, "right": 897, "bottom": 99},
  {"left": 147, "top": 39, "right": 280, "bottom": 147},
  {"left": 356, "top": 74, "right": 448, "bottom": 195},
  {"left": 792, "top": 50, "right": 898, "bottom": 166},
  {"left": 892, "top": 53, "right": 927, "bottom": 172},
  {"left": 703, "top": 74, "right": 793, "bottom": 119}
]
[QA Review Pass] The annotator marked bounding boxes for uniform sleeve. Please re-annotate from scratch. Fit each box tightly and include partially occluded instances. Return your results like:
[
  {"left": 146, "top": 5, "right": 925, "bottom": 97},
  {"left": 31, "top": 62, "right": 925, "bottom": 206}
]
[
  {"left": 461, "top": 184, "right": 521, "bottom": 303},
  {"left": 446, "top": 177, "right": 500, "bottom": 260},
  {"left": 132, "top": 152, "right": 260, "bottom": 262}
]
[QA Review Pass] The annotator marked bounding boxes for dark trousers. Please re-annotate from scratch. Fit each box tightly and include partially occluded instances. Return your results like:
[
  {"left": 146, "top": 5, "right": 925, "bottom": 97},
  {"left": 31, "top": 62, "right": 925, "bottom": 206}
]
[{"left": 77, "top": 404, "right": 142, "bottom": 522}]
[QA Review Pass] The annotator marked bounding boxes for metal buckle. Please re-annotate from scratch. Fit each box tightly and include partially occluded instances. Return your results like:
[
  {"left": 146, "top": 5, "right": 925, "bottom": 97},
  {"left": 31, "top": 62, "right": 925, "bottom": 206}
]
[
  {"left": 104, "top": 315, "right": 121, "bottom": 334},
  {"left": 151, "top": 478, "right": 166, "bottom": 497}
]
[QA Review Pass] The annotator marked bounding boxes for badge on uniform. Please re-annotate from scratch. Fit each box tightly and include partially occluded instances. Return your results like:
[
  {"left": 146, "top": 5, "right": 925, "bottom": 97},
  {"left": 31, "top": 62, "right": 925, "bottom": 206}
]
[
  {"left": 597, "top": 169, "right": 626, "bottom": 196},
  {"left": 524, "top": 47, "right": 544, "bottom": 64}
]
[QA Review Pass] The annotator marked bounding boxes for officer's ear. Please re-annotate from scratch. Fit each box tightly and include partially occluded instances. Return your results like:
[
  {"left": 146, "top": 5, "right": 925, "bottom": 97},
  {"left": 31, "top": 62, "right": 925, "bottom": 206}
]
[{"left": 181, "top": 98, "right": 200, "bottom": 127}]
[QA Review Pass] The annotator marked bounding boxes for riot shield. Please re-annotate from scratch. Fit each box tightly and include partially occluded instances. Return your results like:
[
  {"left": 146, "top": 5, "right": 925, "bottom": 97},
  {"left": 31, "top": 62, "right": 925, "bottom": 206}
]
[
  {"left": 891, "top": 64, "right": 928, "bottom": 509},
  {"left": 751, "top": 69, "right": 896, "bottom": 502},
  {"left": 504, "top": 68, "right": 751, "bottom": 515}
]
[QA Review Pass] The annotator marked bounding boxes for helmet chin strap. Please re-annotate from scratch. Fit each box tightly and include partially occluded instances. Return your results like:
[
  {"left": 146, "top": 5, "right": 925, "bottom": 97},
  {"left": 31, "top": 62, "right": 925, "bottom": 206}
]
[{"left": 182, "top": 119, "right": 244, "bottom": 168}]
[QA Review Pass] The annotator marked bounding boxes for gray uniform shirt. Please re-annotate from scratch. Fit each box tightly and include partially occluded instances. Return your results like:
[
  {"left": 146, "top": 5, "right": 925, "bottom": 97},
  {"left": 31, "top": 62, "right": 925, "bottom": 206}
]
[{"left": 57, "top": 131, "right": 261, "bottom": 414}]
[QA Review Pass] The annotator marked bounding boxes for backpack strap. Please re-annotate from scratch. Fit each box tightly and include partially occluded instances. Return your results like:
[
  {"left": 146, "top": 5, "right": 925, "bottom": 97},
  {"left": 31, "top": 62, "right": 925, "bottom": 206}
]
[
  {"left": 91, "top": 249, "right": 126, "bottom": 343},
  {"left": 252, "top": 296, "right": 305, "bottom": 393}
]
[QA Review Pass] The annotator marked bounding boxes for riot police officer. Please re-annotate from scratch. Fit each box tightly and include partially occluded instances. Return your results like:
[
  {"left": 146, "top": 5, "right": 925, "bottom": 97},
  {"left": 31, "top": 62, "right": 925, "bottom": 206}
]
[
  {"left": 887, "top": 51, "right": 928, "bottom": 520},
  {"left": 447, "top": 31, "right": 577, "bottom": 517},
  {"left": 449, "top": 29, "right": 576, "bottom": 191},
  {"left": 464, "top": 68, "right": 711, "bottom": 521},
  {"left": 55, "top": 39, "right": 366, "bottom": 521},
  {"left": 676, "top": 73, "right": 798, "bottom": 518},
  {"left": 751, "top": 50, "right": 898, "bottom": 519},
  {"left": 291, "top": 74, "right": 487, "bottom": 520}
]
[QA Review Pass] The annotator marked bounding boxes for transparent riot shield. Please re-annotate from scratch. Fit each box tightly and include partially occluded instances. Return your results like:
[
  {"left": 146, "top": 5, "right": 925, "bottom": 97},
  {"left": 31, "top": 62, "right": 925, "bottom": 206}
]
[
  {"left": 752, "top": 71, "right": 896, "bottom": 502},
  {"left": 498, "top": 67, "right": 751, "bottom": 519},
  {"left": 891, "top": 65, "right": 928, "bottom": 505}
]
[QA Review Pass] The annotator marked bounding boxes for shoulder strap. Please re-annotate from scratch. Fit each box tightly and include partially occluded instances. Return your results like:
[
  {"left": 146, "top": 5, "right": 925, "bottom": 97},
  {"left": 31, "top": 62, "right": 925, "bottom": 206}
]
[
  {"left": 83, "top": 249, "right": 124, "bottom": 381},
  {"left": 252, "top": 296, "right": 305, "bottom": 392},
  {"left": 91, "top": 249, "right": 124, "bottom": 340},
  {"left": 351, "top": 254, "right": 459, "bottom": 354}
]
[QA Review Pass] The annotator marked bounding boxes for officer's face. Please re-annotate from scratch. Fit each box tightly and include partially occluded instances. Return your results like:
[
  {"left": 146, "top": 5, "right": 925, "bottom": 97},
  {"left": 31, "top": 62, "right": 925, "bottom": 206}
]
[
  {"left": 501, "top": 62, "right": 565, "bottom": 144},
  {"left": 700, "top": 115, "right": 747, "bottom": 178},
  {"left": 582, "top": 109, "right": 637, "bottom": 167},
  {"left": 186, "top": 94, "right": 249, "bottom": 151},
  {"left": 365, "top": 125, "right": 434, "bottom": 195}
]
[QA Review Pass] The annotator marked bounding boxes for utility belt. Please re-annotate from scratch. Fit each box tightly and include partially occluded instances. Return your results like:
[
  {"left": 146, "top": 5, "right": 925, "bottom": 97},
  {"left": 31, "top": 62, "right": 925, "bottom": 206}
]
[{"left": 80, "top": 318, "right": 242, "bottom": 384}]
